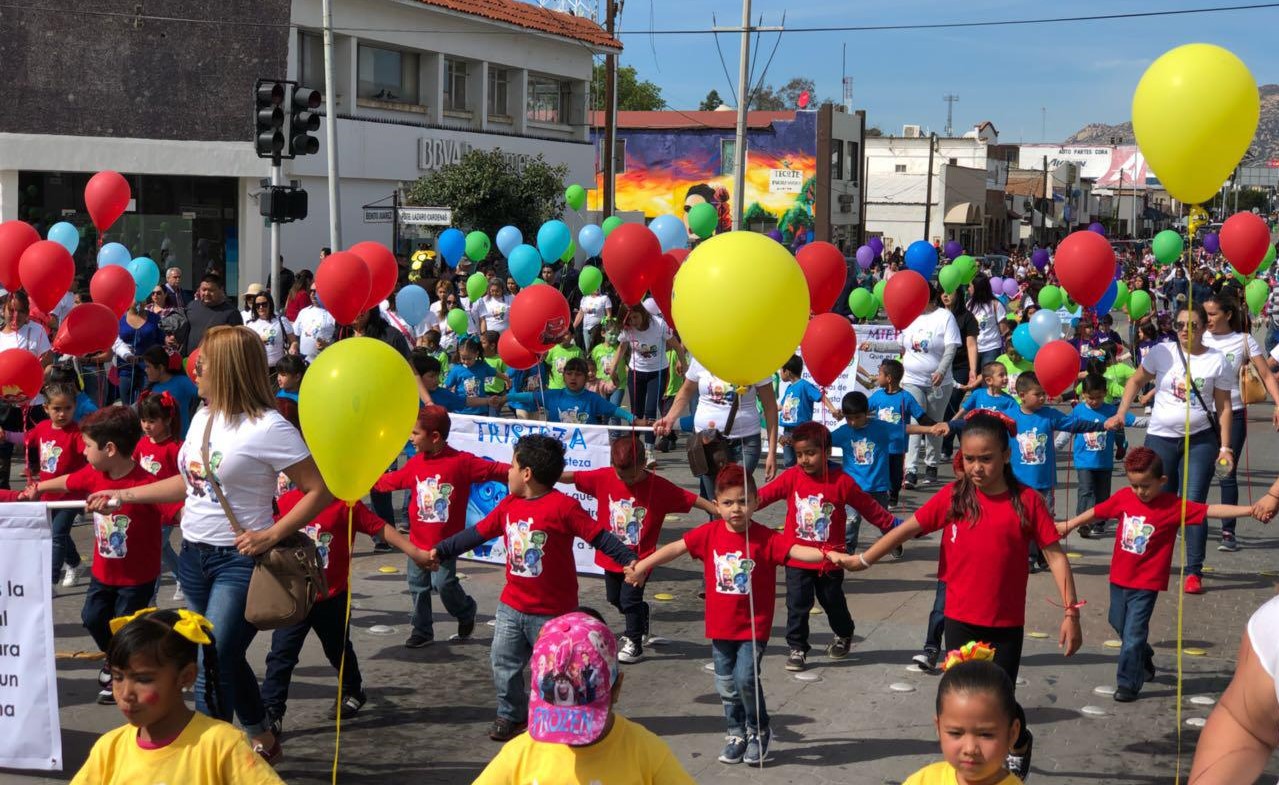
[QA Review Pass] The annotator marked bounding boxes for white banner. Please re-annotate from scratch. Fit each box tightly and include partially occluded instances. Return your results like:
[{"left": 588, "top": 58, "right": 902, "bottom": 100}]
[
  {"left": 448, "top": 415, "right": 614, "bottom": 575},
  {"left": 0, "top": 503, "right": 62, "bottom": 771}
]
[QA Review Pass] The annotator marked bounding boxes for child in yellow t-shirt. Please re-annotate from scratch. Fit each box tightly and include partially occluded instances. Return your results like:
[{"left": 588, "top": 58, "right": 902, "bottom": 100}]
[{"left": 71, "top": 608, "right": 284, "bottom": 785}]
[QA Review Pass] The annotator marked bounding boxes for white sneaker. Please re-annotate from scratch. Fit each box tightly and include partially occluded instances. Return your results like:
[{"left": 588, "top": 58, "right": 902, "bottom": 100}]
[
  {"left": 60, "top": 565, "right": 79, "bottom": 588},
  {"left": 172, "top": 583, "right": 185, "bottom": 602}
]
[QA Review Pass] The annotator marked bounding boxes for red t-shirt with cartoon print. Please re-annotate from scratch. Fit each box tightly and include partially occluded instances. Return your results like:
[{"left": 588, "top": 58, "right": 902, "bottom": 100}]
[
  {"left": 1093, "top": 488, "right": 1208, "bottom": 592},
  {"left": 573, "top": 467, "right": 699, "bottom": 572},
  {"left": 757, "top": 465, "right": 896, "bottom": 570},
  {"left": 27, "top": 420, "right": 86, "bottom": 500},
  {"left": 134, "top": 436, "right": 182, "bottom": 524},
  {"left": 373, "top": 446, "right": 509, "bottom": 549},
  {"left": 277, "top": 489, "right": 386, "bottom": 599},
  {"left": 64, "top": 464, "right": 161, "bottom": 586},
  {"left": 683, "top": 520, "right": 793, "bottom": 641}
]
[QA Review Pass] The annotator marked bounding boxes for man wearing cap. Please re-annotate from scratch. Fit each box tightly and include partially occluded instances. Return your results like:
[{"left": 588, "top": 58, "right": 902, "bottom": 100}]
[
  {"left": 473, "top": 610, "right": 694, "bottom": 785},
  {"left": 180, "top": 273, "right": 243, "bottom": 355}
]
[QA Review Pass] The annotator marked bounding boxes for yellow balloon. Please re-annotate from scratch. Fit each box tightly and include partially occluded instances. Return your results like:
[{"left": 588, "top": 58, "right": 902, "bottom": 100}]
[
  {"left": 300, "top": 337, "right": 419, "bottom": 502},
  {"left": 671, "top": 231, "right": 807, "bottom": 386},
  {"left": 1132, "top": 43, "right": 1258, "bottom": 205}
]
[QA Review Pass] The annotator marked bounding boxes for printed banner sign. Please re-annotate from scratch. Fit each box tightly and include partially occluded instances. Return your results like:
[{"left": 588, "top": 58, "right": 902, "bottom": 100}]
[
  {"left": 0, "top": 503, "right": 62, "bottom": 771},
  {"left": 783, "top": 322, "right": 901, "bottom": 449}
]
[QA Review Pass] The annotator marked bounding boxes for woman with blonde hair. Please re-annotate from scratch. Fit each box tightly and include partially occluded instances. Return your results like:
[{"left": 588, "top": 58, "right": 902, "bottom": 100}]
[{"left": 89, "top": 325, "right": 331, "bottom": 763}]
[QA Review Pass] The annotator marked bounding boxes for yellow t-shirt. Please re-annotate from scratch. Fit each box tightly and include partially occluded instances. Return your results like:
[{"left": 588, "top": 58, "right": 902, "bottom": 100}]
[
  {"left": 903, "top": 761, "right": 1023, "bottom": 785},
  {"left": 70, "top": 712, "right": 284, "bottom": 785},
  {"left": 473, "top": 715, "right": 694, "bottom": 785}
]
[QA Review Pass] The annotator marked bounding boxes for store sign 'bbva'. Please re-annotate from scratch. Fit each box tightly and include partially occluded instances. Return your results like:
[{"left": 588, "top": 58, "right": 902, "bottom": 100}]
[{"left": 418, "top": 136, "right": 533, "bottom": 172}]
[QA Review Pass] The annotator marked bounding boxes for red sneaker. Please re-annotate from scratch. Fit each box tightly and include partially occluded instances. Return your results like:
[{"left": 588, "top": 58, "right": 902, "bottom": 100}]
[{"left": 1184, "top": 574, "right": 1204, "bottom": 595}]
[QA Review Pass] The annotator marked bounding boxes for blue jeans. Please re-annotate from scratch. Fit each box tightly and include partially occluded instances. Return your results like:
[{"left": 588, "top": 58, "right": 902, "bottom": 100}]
[
  {"left": 178, "top": 540, "right": 268, "bottom": 733},
  {"left": 1218, "top": 410, "right": 1246, "bottom": 535},
  {"left": 407, "top": 555, "right": 476, "bottom": 639},
  {"left": 261, "top": 592, "right": 362, "bottom": 720},
  {"left": 976, "top": 348, "right": 1002, "bottom": 372},
  {"left": 160, "top": 525, "right": 180, "bottom": 582},
  {"left": 697, "top": 434, "right": 762, "bottom": 501},
  {"left": 1077, "top": 468, "right": 1113, "bottom": 516},
  {"left": 781, "top": 427, "right": 797, "bottom": 468},
  {"left": 628, "top": 368, "right": 668, "bottom": 445},
  {"left": 1108, "top": 583, "right": 1158, "bottom": 693},
  {"left": 1144, "top": 430, "right": 1217, "bottom": 577},
  {"left": 607, "top": 386, "right": 626, "bottom": 425},
  {"left": 903, "top": 381, "right": 952, "bottom": 474},
  {"left": 711, "top": 639, "right": 768, "bottom": 737},
  {"left": 51, "top": 509, "right": 81, "bottom": 578},
  {"left": 924, "top": 581, "right": 946, "bottom": 652},
  {"left": 81, "top": 577, "right": 158, "bottom": 652},
  {"left": 491, "top": 601, "right": 553, "bottom": 722},
  {"left": 847, "top": 490, "right": 890, "bottom": 553}
]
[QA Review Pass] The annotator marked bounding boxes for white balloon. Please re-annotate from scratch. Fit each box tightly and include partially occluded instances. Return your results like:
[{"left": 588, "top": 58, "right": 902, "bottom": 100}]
[{"left": 1028, "top": 309, "right": 1062, "bottom": 346}]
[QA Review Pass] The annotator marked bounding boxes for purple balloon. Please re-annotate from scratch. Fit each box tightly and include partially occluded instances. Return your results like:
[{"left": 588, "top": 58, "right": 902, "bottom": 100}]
[
  {"left": 1031, "top": 248, "right": 1050, "bottom": 271},
  {"left": 765, "top": 228, "right": 783, "bottom": 242},
  {"left": 989, "top": 276, "right": 1004, "bottom": 292},
  {"left": 1088, "top": 222, "right": 1107, "bottom": 236},
  {"left": 869, "top": 236, "right": 885, "bottom": 256},
  {"left": 855, "top": 245, "right": 875, "bottom": 270},
  {"left": 1202, "top": 232, "right": 1220, "bottom": 254},
  {"left": 943, "top": 240, "right": 963, "bottom": 260},
  {"left": 1003, "top": 278, "right": 1020, "bottom": 296}
]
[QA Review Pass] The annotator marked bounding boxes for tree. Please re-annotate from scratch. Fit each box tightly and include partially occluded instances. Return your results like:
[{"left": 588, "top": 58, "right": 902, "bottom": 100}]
[
  {"left": 406, "top": 149, "right": 567, "bottom": 243},
  {"left": 778, "top": 77, "right": 816, "bottom": 109},
  {"left": 699, "top": 89, "right": 724, "bottom": 111},
  {"left": 866, "top": 126, "right": 884, "bottom": 137},
  {"left": 750, "top": 84, "right": 785, "bottom": 111},
  {"left": 591, "top": 64, "right": 664, "bottom": 111}
]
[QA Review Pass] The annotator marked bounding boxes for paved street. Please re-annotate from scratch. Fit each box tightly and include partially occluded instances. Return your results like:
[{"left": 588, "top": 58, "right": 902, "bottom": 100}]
[{"left": 10, "top": 407, "right": 1279, "bottom": 785}]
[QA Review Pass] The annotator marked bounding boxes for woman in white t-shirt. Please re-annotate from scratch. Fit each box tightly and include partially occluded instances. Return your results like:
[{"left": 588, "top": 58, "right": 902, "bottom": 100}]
[
  {"left": 430, "top": 280, "right": 463, "bottom": 352},
  {"left": 609, "top": 305, "right": 685, "bottom": 458},
  {"left": 1107, "top": 303, "right": 1231, "bottom": 592},
  {"left": 476, "top": 279, "right": 514, "bottom": 334},
  {"left": 244, "top": 292, "right": 298, "bottom": 373},
  {"left": 655, "top": 356, "right": 779, "bottom": 499},
  {"left": 573, "top": 289, "right": 612, "bottom": 351},
  {"left": 88, "top": 326, "right": 331, "bottom": 760},
  {"left": 968, "top": 274, "right": 1007, "bottom": 369}
]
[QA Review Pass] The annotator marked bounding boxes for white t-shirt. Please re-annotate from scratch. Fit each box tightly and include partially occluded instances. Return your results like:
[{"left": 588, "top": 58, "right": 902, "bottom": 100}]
[
  {"left": 245, "top": 315, "right": 295, "bottom": 366},
  {"left": 1247, "top": 594, "right": 1279, "bottom": 705},
  {"left": 0, "top": 322, "right": 52, "bottom": 404},
  {"left": 899, "top": 307, "right": 962, "bottom": 387},
  {"left": 430, "top": 301, "right": 459, "bottom": 351},
  {"left": 178, "top": 408, "right": 310, "bottom": 546},
  {"left": 293, "top": 306, "right": 336, "bottom": 363},
  {"left": 620, "top": 319, "right": 672, "bottom": 373},
  {"left": 971, "top": 300, "right": 1007, "bottom": 354},
  {"left": 579, "top": 294, "right": 612, "bottom": 332},
  {"left": 686, "top": 358, "right": 769, "bottom": 440},
  {"left": 52, "top": 291, "right": 75, "bottom": 321},
  {"left": 1142, "top": 342, "right": 1229, "bottom": 438},
  {"left": 476, "top": 295, "right": 514, "bottom": 333},
  {"left": 1201, "top": 331, "right": 1262, "bottom": 411}
]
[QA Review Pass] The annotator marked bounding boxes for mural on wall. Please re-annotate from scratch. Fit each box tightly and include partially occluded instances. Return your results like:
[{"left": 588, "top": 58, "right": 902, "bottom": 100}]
[{"left": 589, "top": 112, "right": 818, "bottom": 243}]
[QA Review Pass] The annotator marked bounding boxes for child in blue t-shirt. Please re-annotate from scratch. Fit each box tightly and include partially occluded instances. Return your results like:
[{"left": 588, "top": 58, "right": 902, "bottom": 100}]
[
  {"left": 960, "top": 362, "right": 1018, "bottom": 414},
  {"left": 1070, "top": 373, "right": 1147, "bottom": 537},
  {"left": 779, "top": 355, "right": 839, "bottom": 467},
  {"left": 866, "top": 359, "right": 936, "bottom": 506},
  {"left": 412, "top": 349, "right": 497, "bottom": 414},
  {"left": 505, "top": 357, "right": 634, "bottom": 425},
  {"left": 441, "top": 337, "right": 498, "bottom": 415}
]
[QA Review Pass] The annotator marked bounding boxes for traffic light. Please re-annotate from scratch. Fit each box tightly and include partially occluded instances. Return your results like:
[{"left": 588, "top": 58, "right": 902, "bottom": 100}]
[
  {"left": 290, "top": 88, "right": 321, "bottom": 157},
  {"left": 260, "top": 186, "right": 308, "bottom": 222},
  {"left": 255, "top": 80, "right": 286, "bottom": 158}
]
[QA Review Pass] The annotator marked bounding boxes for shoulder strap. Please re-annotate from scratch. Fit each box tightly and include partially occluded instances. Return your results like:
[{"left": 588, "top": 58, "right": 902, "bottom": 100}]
[
  {"left": 723, "top": 388, "right": 741, "bottom": 434},
  {"left": 1172, "top": 340, "right": 1213, "bottom": 414},
  {"left": 201, "top": 414, "right": 245, "bottom": 535}
]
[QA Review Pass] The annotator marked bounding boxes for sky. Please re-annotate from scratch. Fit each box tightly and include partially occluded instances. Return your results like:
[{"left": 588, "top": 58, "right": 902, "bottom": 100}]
[{"left": 607, "top": 0, "right": 1279, "bottom": 142}]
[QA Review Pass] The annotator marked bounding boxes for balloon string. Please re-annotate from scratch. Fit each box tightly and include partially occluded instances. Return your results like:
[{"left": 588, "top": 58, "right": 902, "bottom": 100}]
[
  {"left": 332, "top": 503, "right": 355, "bottom": 785},
  {"left": 1174, "top": 208, "right": 1195, "bottom": 785}
]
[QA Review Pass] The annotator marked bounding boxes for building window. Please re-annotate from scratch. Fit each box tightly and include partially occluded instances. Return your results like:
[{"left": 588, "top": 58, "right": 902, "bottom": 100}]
[
  {"left": 487, "top": 67, "right": 509, "bottom": 117},
  {"left": 445, "top": 59, "right": 469, "bottom": 112},
  {"left": 527, "top": 75, "right": 572, "bottom": 124},
  {"left": 831, "top": 142, "right": 844, "bottom": 181},
  {"left": 720, "top": 139, "right": 736, "bottom": 176},
  {"left": 948, "top": 157, "right": 958, "bottom": 166},
  {"left": 299, "top": 32, "right": 323, "bottom": 91},
  {"left": 357, "top": 45, "right": 419, "bottom": 104},
  {"left": 894, "top": 164, "right": 906, "bottom": 173},
  {"left": 847, "top": 141, "right": 860, "bottom": 184}
]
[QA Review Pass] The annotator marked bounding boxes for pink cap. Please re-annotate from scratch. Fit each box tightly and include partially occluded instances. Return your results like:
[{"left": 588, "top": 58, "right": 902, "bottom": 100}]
[{"left": 528, "top": 611, "right": 617, "bottom": 745}]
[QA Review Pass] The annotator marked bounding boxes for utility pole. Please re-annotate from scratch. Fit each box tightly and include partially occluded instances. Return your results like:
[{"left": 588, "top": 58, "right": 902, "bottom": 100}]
[
  {"left": 923, "top": 133, "right": 937, "bottom": 240},
  {"left": 718, "top": 1, "right": 782, "bottom": 229},
  {"left": 1042, "top": 154, "right": 1049, "bottom": 243},
  {"left": 602, "top": 0, "right": 618, "bottom": 220},
  {"left": 321, "top": 0, "right": 342, "bottom": 252},
  {"left": 943, "top": 94, "right": 958, "bottom": 137}
]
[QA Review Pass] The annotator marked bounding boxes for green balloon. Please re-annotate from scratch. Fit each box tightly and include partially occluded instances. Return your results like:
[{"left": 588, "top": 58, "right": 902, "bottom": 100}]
[
  {"left": 848, "top": 288, "right": 874, "bottom": 319},
  {"left": 466, "top": 271, "right": 488, "bottom": 301},
  {"left": 938, "top": 264, "right": 963, "bottom": 294},
  {"left": 1262, "top": 243, "right": 1277, "bottom": 272},
  {"left": 1127, "top": 290, "right": 1152, "bottom": 320},
  {"left": 954, "top": 254, "right": 977, "bottom": 285},
  {"left": 465, "top": 231, "right": 490, "bottom": 262},
  {"left": 872, "top": 293, "right": 883, "bottom": 314},
  {"left": 579, "top": 265, "right": 603, "bottom": 295},
  {"left": 602, "top": 216, "right": 623, "bottom": 236},
  {"left": 688, "top": 202, "right": 718, "bottom": 240},
  {"left": 1063, "top": 294, "right": 1077, "bottom": 313},
  {"left": 565, "top": 184, "right": 587, "bottom": 211},
  {"left": 1038, "top": 285, "right": 1063, "bottom": 311},
  {"left": 873, "top": 279, "right": 887, "bottom": 302},
  {"left": 560, "top": 239, "right": 576, "bottom": 263},
  {"left": 1234, "top": 268, "right": 1255, "bottom": 285},
  {"left": 446, "top": 308, "right": 468, "bottom": 335},
  {"left": 1152, "top": 230, "right": 1183, "bottom": 265},
  {"left": 1113, "top": 280, "right": 1129, "bottom": 309},
  {"left": 1246, "top": 278, "right": 1269, "bottom": 315}
]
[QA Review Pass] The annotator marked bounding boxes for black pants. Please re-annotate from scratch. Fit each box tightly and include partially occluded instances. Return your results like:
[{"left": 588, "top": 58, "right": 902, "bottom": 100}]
[
  {"left": 260, "top": 593, "right": 363, "bottom": 720},
  {"left": 888, "top": 453, "right": 905, "bottom": 504},
  {"left": 604, "top": 570, "right": 648, "bottom": 641},
  {"left": 82, "top": 577, "right": 158, "bottom": 653},
  {"left": 785, "top": 567, "right": 854, "bottom": 652},
  {"left": 944, "top": 617, "right": 1029, "bottom": 745}
]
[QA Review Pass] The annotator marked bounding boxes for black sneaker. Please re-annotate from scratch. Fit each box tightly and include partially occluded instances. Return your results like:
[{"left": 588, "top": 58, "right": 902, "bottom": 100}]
[
  {"left": 1078, "top": 524, "right": 1094, "bottom": 539},
  {"left": 97, "top": 666, "right": 112, "bottom": 689},
  {"left": 96, "top": 687, "right": 115, "bottom": 705},
  {"left": 785, "top": 648, "right": 807, "bottom": 672},
  {"left": 267, "top": 711, "right": 284, "bottom": 741},
  {"left": 1006, "top": 729, "right": 1033, "bottom": 780},
  {"left": 1144, "top": 654, "right": 1156, "bottom": 682},
  {"left": 1028, "top": 556, "right": 1042, "bottom": 574},
  {"left": 405, "top": 632, "right": 434, "bottom": 649},
  {"left": 826, "top": 636, "right": 852, "bottom": 659},
  {"left": 1113, "top": 687, "right": 1138, "bottom": 702},
  {"left": 924, "top": 466, "right": 938, "bottom": 484},
  {"left": 912, "top": 648, "right": 939, "bottom": 671},
  {"left": 718, "top": 735, "right": 747, "bottom": 764},
  {"left": 373, "top": 540, "right": 394, "bottom": 554},
  {"left": 903, "top": 472, "right": 918, "bottom": 490},
  {"left": 617, "top": 635, "right": 643, "bottom": 663},
  {"left": 940, "top": 451, "right": 953, "bottom": 463},
  {"left": 452, "top": 617, "right": 476, "bottom": 641},
  {"left": 888, "top": 494, "right": 900, "bottom": 508},
  {"left": 890, "top": 544, "right": 905, "bottom": 560},
  {"left": 326, "top": 690, "right": 367, "bottom": 720},
  {"left": 488, "top": 717, "right": 527, "bottom": 741},
  {"left": 1218, "top": 532, "right": 1240, "bottom": 552}
]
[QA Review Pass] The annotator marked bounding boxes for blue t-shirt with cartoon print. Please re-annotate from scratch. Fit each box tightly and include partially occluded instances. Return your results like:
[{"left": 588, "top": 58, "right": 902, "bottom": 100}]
[
  {"left": 779, "top": 379, "right": 823, "bottom": 428},
  {"left": 867, "top": 389, "right": 926, "bottom": 455},
  {"left": 831, "top": 419, "right": 893, "bottom": 493},
  {"left": 506, "top": 388, "right": 634, "bottom": 424},
  {"left": 960, "top": 389, "right": 1018, "bottom": 415},
  {"left": 1070, "top": 402, "right": 1141, "bottom": 471},
  {"left": 443, "top": 361, "right": 496, "bottom": 415},
  {"left": 1004, "top": 407, "right": 1107, "bottom": 489}
]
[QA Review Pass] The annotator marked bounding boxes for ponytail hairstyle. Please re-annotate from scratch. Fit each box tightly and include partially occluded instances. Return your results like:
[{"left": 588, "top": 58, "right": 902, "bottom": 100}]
[
  {"left": 107, "top": 608, "right": 223, "bottom": 720},
  {"left": 948, "top": 411, "right": 1027, "bottom": 529},
  {"left": 138, "top": 389, "right": 182, "bottom": 441}
]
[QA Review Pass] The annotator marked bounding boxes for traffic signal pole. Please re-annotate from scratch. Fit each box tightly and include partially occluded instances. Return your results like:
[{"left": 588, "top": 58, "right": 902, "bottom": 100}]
[
  {"left": 271, "top": 153, "right": 284, "bottom": 306},
  {"left": 322, "top": 0, "right": 342, "bottom": 251}
]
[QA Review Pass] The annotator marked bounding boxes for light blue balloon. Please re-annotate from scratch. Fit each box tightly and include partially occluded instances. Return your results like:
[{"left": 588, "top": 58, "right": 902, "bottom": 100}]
[
  {"left": 1028, "top": 309, "right": 1062, "bottom": 347},
  {"left": 577, "top": 224, "right": 605, "bottom": 258},
  {"left": 649, "top": 214, "right": 688, "bottom": 253},
  {"left": 536, "top": 220, "right": 571, "bottom": 263},
  {"left": 1011, "top": 323, "right": 1039, "bottom": 361},
  {"left": 98, "top": 242, "right": 131, "bottom": 268},
  {"left": 496, "top": 225, "right": 523, "bottom": 258},
  {"left": 437, "top": 228, "right": 465, "bottom": 268},
  {"left": 396, "top": 284, "right": 430, "bottom": 326},
  {"left": 1093, "top": 279, "right": 1119, "bottom": 316},
  {"left": 509, "top": 244, "right": 543, "bottom": 288},
  {"left": 48, "top": 222, "right": 79, "bottom": 256},
  {"left": 127, "top": 257, "right": 160, "bottom": 303},
  {"left": 904, "top": 240, "right": 938, "bottom": 281}
]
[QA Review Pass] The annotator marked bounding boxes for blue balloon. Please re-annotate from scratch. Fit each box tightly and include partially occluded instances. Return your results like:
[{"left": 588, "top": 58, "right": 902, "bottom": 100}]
[
  {"left": 1011, "top": 323, "right": 1039, "bottom": 361},
  {"left": 1093, "top": 279, "right": 1119, "bottom": 316},
  {"left": 536, "top": 220, "right": 571, "bottom": 263},
  {"left": 496, "top": 225, "right": 523, "bottom": 258},
  {"left": 396, "top": 284, "right": 430, "bottom": 326},
  {"left": 437, "top": 228, "right": 465, "bottom": 268},
  {"left": 649, "top": 214, "right": 688, "bottom": 253},
  {"left": 47, "top": 222, "right": 79, "bottom": 256},
  {"left": 577, "top": 224, "right": 605, "bottom": 258},
  {"left": 98, "top": 242, "right": 131, "bottom": 268},
  {"left": 127, "top": 257, "right": 160, "bottom": 303},
  {"left": 904, "top": 240, "right": 938, "bottom": 281},
  {"left": 509, "top": 244, "right": 542, "bottom": 288}
]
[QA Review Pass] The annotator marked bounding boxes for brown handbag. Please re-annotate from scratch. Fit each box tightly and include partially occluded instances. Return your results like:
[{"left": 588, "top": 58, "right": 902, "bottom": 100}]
[
  {"left": 1240, "top": 334, "right": 1267, "bottom": 405},
  {"left": 201, "top": 416, "right": 326, "bottom": 630},
  {"left": 686, "top": 389, "right": 741, "bottom": 477}
]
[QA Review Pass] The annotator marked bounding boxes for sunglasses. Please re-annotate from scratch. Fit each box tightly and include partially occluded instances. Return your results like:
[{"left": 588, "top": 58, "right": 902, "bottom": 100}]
[
  {"left": 255, "top": 301, "right": 270, "bottom": 308},
  {"left": 194, "top": 360, "right": 204, "bottom": 376},
  {"left": 1174, "top": 321, "right": 1200, "bottom": 331}
]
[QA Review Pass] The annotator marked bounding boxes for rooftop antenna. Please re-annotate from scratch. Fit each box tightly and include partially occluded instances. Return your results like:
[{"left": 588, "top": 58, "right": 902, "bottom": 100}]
[
  {"left": 842, "top": 43, "right": 853, "bottom": 113},
  {"left": 943, "top": 94, "right": 959, "bottom": 137}
]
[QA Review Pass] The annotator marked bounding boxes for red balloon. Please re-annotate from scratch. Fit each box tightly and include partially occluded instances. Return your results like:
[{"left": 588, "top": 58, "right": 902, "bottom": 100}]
[
  {"left": 1220, "top": 211, "right": 1271, "bottom": 276},
  {"left": 648, "top": 253, "right": 682, "bottom": 328},
  {"left": 18, "top": 240, "right": 74, "bottom": 313},
  {"left": 1054, "top": 230, "right": 1115, "bottom": 307},
  {"left": 186, "top": 347, "right": 201, "bottom": 382},
  {"left": 497, "top": 329, "right": 540, "bottom": 371},
  {"left": 315, "top": 251, "right": 372, "bottom": 325},
  {"left": 84, "top": 170, "right": 131, "bottom": 232},
  {"left": 53, "top": 303, "right": 119, "bottom": 356},
  {"left": 602, "top": 223, "right": 660, "bottom": 305},
  {"left": 509, "top": 285, "right": 571, "bottom": 353},
  {"left": 883, "top": 270, "right": 930, "bottom": 330},
  {"left": 0, "top": 221, "right": 39, "bottom": 292},
  {"left": 349, "top": 241, "right": 399, "bottom": 311},
  {"left": 796, "top": 241, "right": 847, "bottom": 314},
  {"left": 667, "top": 248, "right": 690, "bottom": 264},
  {"left": 0, "top": 348, "right": 44, "bottom": 402},
  {"left": 1034, "top": 340, "right": 1081, "bottom": 398},
  {"left": 801, "top": 313, "right": 856, "bottom": 387},
  {"left": 89, "top": 265, "right": 136, "bottom": 318}
]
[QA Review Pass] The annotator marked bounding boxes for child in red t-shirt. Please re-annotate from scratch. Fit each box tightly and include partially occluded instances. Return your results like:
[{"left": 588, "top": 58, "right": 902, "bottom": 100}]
[
  {"left": 563, "top": 433, "right": 716, "bottom": 663},
  {"left": 429, "top": 434, "right": 637, "bottom": 743},
  {"left": 1056, "top": 447, "right": 1253, "bottom": 702},
  {"left": 136, "top": 391, "right": 184, "bottom": 600},
  {"left": 373, "top": 405, "right": 509, "bottom": 648},
  {"left": 25, "top": 383, "right": 87, "bottom": 587},
  {"left": 628, "top": 464, "right": 832, "bottom": 768}
]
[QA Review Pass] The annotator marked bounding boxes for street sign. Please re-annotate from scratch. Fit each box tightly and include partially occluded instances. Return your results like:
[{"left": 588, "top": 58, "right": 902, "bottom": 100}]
[
  {"left": 363, "top": 208, "right": 394, "bottom": 224},
  {"left": 400, "top": 207, "right": 453, "bottom": 226}
]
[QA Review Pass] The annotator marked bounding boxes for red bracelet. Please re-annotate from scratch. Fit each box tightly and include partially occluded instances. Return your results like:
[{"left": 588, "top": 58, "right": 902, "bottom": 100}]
[{"left": 1048, "top": 599, "right": 1087, "bottom": 612}]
